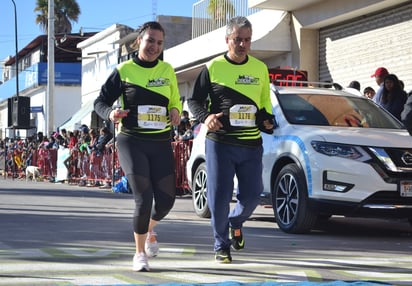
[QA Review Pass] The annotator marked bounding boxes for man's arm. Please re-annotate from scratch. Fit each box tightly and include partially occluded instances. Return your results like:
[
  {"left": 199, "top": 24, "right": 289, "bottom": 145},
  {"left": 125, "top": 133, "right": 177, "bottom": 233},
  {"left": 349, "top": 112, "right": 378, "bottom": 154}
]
[{"left": 187, "top": 67, "right": 212, "bottom": 123}]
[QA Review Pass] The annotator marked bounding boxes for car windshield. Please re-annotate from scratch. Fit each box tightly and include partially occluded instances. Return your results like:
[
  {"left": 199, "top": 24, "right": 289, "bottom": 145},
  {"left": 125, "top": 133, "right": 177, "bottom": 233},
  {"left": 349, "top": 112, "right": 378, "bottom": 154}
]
[{"left": 277, "top": 93, "right": 403, "bottom": 129}]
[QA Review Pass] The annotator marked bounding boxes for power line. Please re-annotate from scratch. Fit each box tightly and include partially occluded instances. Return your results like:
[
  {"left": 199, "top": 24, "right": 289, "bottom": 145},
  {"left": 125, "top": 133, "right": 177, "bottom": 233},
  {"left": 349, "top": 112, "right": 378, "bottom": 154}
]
[{"left": 152, "top": 0, "right": 157, "bottom": 20}]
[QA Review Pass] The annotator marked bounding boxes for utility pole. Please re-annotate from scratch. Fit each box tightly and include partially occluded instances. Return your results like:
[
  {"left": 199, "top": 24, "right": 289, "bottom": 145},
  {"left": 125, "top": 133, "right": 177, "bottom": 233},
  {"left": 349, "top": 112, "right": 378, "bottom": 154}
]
[
  {"left": 10, "top": 0, "right": 18, "bottom": 141},
  {"left": 11, "top": 0, "right": 19, "bottom": 98},
  {"left": 47, "top": 0, "right": 55, "bottom": 135}
]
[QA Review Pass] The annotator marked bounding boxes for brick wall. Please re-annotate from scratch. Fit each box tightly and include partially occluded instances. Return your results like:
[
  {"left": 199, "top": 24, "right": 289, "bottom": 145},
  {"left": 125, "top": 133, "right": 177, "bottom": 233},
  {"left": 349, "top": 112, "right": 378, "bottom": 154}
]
[{"left": 319, "top": 2, "right": 412, "bottom": 92}]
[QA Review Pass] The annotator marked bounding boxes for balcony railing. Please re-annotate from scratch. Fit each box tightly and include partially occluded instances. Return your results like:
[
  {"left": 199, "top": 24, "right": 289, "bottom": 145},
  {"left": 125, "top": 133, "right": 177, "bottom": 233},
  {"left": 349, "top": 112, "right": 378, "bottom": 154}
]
[{"left": 192, "top": 0, "right": 260, "bottom": 39}]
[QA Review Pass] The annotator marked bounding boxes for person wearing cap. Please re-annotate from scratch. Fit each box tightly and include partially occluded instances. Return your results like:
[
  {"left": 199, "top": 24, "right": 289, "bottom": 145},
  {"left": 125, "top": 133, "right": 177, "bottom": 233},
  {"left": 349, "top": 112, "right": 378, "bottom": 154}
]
[{"left": 371, "top": 67, "right": 389, "bottom": 105}]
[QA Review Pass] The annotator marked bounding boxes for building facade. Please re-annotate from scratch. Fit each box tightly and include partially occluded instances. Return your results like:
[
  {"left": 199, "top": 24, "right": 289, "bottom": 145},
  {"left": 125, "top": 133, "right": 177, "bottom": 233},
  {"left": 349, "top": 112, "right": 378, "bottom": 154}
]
[
  {"left": 59, "top": 24, "right": 135, "bottom": 132},
  {"left": 166, "top": 0, "right": 412, "bottom": 101},
  {"left": 2, "top": 0, "right": 410, "bottom": 138},
  {"left": 0, "top": 33, "right": 96, "bottom": 139}
]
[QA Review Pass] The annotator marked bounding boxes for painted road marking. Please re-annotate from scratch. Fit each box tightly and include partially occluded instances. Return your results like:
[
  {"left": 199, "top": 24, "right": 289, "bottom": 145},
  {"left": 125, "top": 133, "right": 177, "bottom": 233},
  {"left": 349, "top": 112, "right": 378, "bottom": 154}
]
[{"left": 0, "top": 245, "right": 410, "bottom": 285}]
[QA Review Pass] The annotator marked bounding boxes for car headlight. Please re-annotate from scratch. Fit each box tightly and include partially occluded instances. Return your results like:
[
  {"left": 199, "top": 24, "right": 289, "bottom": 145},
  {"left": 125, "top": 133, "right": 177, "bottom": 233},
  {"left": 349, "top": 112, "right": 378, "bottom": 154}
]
[{"left": 311, "top": 141, "right": 371, "bottom": 161}]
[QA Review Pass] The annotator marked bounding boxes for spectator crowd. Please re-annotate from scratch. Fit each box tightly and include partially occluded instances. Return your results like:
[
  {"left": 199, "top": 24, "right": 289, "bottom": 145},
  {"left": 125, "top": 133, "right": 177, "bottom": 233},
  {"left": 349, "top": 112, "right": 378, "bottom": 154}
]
[
  {"left": 349, "top": 67, "right": 412, "bottom": 134},
  {"left": 0, "top": 125, "right": 116, "bottom": 188},
  {"left": 0, "top": 110, "right": 199, "bottom": 190}
]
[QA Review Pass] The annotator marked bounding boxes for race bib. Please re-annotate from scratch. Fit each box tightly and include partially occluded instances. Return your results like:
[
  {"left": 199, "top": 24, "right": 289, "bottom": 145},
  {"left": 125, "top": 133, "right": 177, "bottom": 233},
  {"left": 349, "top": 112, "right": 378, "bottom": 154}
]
[
  {"left": 137, "top": 105, "right": 167, "bottom": 129},
  {"left": 229, "top": 104, "right": 257, "bottom": 127}
]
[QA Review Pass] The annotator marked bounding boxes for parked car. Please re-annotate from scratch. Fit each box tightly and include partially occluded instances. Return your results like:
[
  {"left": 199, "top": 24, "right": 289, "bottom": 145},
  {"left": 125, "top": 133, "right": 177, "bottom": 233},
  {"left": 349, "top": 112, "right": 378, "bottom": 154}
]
[{"left": 186, "top": 82, "right": 412, "bottom": 233}]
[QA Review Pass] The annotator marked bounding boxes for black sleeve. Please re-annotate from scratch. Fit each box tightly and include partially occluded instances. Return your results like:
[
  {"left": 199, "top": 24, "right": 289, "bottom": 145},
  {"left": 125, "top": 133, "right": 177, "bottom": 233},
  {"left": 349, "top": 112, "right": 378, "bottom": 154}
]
[
  {"left": 94, "top": 69, "right": 123, "bottom": 121},
  {"left": 187, "top": 67, "right": 211, "bottom": 123},
  {"left": 401, "top": 95, "right": 412, "bottom": 134}
]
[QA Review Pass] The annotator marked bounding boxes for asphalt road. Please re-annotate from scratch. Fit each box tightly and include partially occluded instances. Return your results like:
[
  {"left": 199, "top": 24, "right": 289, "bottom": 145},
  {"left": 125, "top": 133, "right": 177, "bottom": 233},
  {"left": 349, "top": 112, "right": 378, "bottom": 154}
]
[{"left": 1, "top": 179, "right": 412, "bottom": 285}]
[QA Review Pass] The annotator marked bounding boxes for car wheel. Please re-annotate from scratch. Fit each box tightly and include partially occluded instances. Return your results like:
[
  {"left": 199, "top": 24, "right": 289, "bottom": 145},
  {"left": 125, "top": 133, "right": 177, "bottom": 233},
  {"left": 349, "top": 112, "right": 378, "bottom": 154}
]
[
  {"left": 272, "top": 163, "right": 317, "bottom": 234},
  {"left": 192, "top": 162, "right": 211, "bottom": 218}
]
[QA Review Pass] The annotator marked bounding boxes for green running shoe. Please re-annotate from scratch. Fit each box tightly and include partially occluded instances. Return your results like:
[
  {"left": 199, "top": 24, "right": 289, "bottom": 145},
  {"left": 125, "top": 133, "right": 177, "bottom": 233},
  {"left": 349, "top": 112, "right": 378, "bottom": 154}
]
[
  {"left": 215, "top": 249, "right": 232, "bottom": 263},
  {"left": 230, "top": 227, "right": 245, "bottom": 250}
]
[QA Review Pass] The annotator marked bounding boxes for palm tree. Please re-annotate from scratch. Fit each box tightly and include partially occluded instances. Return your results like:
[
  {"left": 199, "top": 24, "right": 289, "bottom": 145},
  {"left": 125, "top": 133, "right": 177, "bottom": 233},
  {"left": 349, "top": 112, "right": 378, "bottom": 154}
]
[
  {"left": 34, "top": 0, "right": 81, "bottom": 34},
  {"left": 207, "top": 0, "right": 235, "bottom": 29}
]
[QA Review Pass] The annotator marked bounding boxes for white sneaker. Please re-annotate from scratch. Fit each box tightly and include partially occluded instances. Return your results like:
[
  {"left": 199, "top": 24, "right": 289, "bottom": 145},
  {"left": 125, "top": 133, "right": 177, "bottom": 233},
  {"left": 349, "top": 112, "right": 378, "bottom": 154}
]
[
  {"left": 132, "top": 252, "right": 149, "bottom": 272},
  {"left": 145, "top": 231, "right": 159, "bottom": 258}
]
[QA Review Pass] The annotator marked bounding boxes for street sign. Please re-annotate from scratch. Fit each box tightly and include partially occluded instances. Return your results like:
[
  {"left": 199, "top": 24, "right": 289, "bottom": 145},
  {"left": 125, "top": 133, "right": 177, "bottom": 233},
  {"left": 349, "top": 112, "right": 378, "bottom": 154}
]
[{"left": 31, "top": 106, "right": 43, "bottom": 113}]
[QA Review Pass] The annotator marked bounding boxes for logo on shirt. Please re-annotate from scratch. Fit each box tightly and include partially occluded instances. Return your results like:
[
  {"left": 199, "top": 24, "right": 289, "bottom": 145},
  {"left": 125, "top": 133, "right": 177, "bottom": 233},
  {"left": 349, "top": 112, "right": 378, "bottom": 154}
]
[
  {"left": 236, "top": 75, "right": 259, "bottom": 85},
  {"left": 147, "top": 78, "right": 170, "bottom": 87},
  {"left": 237, "top": 105, "right": 255, "bottom": 112},
  {"left": 147, "top": 106, "right": 164, "bottom": 113}
]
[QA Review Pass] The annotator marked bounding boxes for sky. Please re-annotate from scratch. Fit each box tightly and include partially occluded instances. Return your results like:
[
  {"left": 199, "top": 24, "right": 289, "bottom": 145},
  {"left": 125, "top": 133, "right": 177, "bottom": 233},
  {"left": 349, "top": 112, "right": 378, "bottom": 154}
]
[{"left": 0, "top": 0, "right": 197, "bottom": 64}]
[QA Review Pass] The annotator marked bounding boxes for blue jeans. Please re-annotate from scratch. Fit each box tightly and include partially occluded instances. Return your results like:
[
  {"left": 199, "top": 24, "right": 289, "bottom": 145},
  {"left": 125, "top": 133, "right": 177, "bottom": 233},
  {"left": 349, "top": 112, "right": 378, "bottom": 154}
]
[{"left": 205, "top": 138, "right": 263, "bottom": 251}]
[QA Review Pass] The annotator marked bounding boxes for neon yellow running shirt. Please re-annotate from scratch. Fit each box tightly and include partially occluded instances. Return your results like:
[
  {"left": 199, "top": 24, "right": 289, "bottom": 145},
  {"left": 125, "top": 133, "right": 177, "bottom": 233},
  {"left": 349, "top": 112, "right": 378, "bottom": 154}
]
[{"left": 189, "top": 54, "right": 271, "bottom": 147}]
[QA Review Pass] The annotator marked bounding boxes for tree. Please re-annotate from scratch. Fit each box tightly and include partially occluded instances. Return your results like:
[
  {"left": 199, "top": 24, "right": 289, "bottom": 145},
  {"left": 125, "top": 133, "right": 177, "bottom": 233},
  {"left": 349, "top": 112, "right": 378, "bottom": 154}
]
[
  {"left": 34, "top": 0, "right": 81, "bottom": 34},
  {"left": 207, "top": 0, "right": 235, "bottom": 29}
]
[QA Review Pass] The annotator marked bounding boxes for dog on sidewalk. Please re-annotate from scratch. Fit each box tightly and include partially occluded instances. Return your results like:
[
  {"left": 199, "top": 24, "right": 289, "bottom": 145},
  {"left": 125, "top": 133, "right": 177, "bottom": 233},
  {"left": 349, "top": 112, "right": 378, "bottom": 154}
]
[{"left": 25, "top": 166, "right": 41, "bottom": 182}]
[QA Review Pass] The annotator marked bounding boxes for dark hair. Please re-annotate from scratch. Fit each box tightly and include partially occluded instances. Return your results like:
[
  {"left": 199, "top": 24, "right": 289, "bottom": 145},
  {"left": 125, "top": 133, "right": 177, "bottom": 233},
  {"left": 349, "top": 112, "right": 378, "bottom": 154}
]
[
  {"left": 348, "top": 80, "right": 360, "bottom": 91},
  {"left": 89, "top": 128, "right": 97, "bottom": 136},
  {"left": 137, "top": 21, "right": 165, "bottom": 39},
  {"left": 382, "top": 73, "right": 403, "bottom": 104},
  {"left": 363, "top": 86, "right": 375, "bottom": 94},
  {"left": 100, "top": 126, "right": 111, "bottom": 134},
  {"left": 226, "top": 16, "right": 252, "bottom": 36}
]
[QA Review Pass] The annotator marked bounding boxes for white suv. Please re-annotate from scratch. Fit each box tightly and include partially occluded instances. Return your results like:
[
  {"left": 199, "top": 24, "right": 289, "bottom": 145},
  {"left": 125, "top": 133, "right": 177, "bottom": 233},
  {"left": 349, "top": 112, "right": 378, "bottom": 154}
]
[{"left": 186, "top": 82, "right": 412, "bottom": 233}]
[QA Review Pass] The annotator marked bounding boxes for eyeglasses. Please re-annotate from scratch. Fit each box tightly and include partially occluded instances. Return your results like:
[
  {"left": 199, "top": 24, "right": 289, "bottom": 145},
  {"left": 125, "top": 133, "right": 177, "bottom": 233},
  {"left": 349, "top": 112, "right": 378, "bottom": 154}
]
[{"left": 230, "top": 37, "right": 251, "bottom": 44}]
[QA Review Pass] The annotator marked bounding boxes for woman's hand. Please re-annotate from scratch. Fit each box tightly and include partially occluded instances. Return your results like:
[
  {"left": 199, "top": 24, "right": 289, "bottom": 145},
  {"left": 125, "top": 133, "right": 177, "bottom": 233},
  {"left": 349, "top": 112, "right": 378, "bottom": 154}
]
[
  {"left": 170, "top": 108, "right": 180, "bottom": 126},
  {"left": 110, "top": 109, "right": 129, "bottom": 123}
]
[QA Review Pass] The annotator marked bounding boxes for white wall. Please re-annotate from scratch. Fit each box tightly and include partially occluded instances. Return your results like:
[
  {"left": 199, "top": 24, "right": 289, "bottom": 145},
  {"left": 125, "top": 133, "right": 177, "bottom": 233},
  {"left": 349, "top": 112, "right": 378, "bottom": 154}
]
[
  {"left": 78, "top": 24, "right": 125, "bottom": 104},
  {"left": 319, "top": 2, "right": 412, "bottom": 92},
  {"left": 53, "top": 86, "right": 83, "bottom": 128}
]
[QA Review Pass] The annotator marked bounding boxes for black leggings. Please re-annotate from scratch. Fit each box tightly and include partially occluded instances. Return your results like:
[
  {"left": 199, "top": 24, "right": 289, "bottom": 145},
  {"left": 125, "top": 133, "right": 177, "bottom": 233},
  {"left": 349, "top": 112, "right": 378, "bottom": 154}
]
[{"left": 116, "top": 133, "right": 176, "bottom": 234}]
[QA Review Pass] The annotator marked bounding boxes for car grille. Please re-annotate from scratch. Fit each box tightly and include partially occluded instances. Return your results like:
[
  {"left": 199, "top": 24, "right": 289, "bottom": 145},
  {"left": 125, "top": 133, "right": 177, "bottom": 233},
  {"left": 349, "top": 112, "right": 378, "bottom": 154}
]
[
  {"left": 367, "top": 147, "right": 412, "bottom": 182},
  {"left": 385, "top": 148, "right": 412, "bottom": 170}
]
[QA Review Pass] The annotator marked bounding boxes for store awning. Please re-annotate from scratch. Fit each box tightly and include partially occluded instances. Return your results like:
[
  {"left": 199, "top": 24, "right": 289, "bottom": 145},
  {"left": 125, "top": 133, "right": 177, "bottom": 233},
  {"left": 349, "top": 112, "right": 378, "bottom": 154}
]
[{"left": 59, "top": 99, "right": 94, "bottom": 131}]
